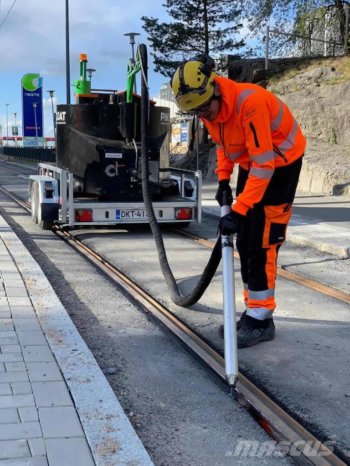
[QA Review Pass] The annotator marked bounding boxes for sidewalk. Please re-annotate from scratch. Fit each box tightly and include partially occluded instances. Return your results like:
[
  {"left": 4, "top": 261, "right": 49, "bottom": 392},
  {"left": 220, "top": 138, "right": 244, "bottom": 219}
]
[
  {"left": 0, "top": 216, "right": 153, "bottom": 466},
  {"left": 201, "top": 181, "right": 350, "bottom": 259}
]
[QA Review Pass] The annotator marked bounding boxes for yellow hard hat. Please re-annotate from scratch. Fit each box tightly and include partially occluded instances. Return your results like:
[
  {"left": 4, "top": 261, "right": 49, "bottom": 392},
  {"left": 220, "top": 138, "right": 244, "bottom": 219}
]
[{"left": 171, "top": 57, "right": 217, "bottom": 112}]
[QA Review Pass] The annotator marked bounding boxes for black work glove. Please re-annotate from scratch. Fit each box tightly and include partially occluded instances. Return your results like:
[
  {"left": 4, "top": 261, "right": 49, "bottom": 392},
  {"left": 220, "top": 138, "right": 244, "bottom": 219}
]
[
  {"left": 219, "top": 210, "right": 245, "bottom": 236},
  {"left": 215, "top": 179, "right": 233, "bottom": 207}
]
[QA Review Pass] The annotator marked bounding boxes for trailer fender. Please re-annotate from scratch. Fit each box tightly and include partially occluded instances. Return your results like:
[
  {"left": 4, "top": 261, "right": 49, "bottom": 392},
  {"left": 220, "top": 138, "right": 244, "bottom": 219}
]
[{"left": 29, "top": 175, "right": 59, "bottom": 229}]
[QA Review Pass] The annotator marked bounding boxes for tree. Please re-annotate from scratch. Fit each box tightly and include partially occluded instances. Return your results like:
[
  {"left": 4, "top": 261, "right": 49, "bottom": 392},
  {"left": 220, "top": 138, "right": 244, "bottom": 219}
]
[
  {"left": 243, "top": 0, "right": 349, "bottom": 57},
  {"left": 141, "top": 0, "right": 244, "bottom": 78}
]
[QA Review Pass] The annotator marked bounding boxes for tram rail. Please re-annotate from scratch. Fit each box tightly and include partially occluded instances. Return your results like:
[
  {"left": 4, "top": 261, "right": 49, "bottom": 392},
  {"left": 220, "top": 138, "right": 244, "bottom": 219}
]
[
  {"left": 0, "top": 182, "right": 348, "bottom": 465},
  {"left": 174, "top": 229, "right": 350, "bottom": 306}
]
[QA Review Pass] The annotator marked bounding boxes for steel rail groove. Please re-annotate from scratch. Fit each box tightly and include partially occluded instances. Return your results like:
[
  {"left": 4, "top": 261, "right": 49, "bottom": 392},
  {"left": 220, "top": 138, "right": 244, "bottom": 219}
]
[
  {"left": 0, "top": 184, "right": 348, "bottom": 466},
  {"left": 174, "top": 229, "right": 350, "bottom": 306}
]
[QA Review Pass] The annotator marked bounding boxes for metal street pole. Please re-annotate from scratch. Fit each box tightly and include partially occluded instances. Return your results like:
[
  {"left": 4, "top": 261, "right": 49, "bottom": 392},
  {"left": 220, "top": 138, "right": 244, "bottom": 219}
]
[
  {"left": 124, "top": 32, "right": 140, "bottom": 93},
  {"left": 345, "top": 4, "right": 349, "bottom": 56},
  {"left": 47, "top": 90, "right": 56, "bottom": 141},
  {"left": 87, "top": 68, "right": 96, "bottom": 83},
  {"left": 265, "top": 23, "right": 270, "bottom": 71},
  {"left": 6, "top": 104, "right": 9, "bottom": 145},
  {"left": 13, "top": 112, "right": 17, "bottom": 146},
  {"left": 33, "top": 103, "right": 39, "bottom": 147},
  {"left": 65, "top": 0, "right": 71, "bottom": 104}
]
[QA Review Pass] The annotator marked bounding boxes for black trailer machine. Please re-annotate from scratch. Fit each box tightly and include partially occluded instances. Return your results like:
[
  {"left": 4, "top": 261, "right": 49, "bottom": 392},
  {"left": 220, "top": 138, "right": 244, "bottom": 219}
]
[{"left": 29, "top": 49, "right": 201, "bottom": 229}]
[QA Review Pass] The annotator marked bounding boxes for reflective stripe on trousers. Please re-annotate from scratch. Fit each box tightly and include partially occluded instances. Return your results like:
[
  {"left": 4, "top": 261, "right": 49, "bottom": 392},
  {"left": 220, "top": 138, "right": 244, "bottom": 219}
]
[{"left": 246, "top": 289, "right": 276, "bottom": 320}]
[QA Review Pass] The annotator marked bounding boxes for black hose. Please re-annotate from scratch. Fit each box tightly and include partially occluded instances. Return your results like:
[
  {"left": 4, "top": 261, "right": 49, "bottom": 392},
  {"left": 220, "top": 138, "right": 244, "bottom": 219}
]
[{"left": 139, "top": 44, "right": 222, "bottom": 307}]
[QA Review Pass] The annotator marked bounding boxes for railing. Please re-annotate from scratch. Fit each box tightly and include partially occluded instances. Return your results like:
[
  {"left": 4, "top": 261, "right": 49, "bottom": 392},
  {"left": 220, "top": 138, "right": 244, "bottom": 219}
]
[{"left": 0, "top": 146, "right": 56, "bottom": 163}]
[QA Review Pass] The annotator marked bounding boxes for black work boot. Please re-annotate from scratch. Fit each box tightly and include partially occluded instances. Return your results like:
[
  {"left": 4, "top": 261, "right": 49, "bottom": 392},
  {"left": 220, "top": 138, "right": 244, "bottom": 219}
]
[
  {"left": 218, "top": 311, "right": 247, "bottom": 337},
  {"left": 236, "top": 310, "right": 247, "bottom": 330},
  {"left": 237, "top": 313, "right": 275, "bottom": 348}
]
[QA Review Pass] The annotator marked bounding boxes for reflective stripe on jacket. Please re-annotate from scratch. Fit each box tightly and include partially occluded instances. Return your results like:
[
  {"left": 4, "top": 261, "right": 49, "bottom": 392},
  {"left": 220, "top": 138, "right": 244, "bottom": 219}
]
[{"left": 202, "top": 76, "right": 307, "bottom": 216}]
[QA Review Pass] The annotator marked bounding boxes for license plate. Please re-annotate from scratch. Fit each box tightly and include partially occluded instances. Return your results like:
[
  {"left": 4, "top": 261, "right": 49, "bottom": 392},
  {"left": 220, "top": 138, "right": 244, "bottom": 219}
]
[{"left": 116, "top": 209, "right": 147, "bottom": 220}]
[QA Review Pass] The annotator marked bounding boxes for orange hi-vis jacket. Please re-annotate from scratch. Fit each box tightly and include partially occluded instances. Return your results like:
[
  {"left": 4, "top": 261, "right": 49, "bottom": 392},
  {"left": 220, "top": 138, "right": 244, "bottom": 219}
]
[{"left": 203, "top": 76, "right": 307, "bottom": 216}]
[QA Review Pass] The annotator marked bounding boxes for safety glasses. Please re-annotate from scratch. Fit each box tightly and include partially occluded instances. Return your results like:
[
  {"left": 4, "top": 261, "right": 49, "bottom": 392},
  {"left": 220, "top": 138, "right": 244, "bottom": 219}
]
[
  {"left": 187, "top": 98, "right": 213, "bottom": 115},
  {"left": 188, "top": 94, "right": 221, "bottom": 115}
]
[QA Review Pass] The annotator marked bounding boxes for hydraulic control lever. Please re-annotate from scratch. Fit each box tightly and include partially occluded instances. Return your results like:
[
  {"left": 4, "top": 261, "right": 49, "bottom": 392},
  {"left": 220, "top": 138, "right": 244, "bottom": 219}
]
[{"left": 221, "top": 193, "right": 238, "bottom": 388}]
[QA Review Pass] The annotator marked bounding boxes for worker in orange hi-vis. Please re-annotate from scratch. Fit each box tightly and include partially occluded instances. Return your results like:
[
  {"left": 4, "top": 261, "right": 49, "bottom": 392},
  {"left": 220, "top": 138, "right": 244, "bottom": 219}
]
[{"left": 171, "top": 55, "right": 306, "bottom": 348}]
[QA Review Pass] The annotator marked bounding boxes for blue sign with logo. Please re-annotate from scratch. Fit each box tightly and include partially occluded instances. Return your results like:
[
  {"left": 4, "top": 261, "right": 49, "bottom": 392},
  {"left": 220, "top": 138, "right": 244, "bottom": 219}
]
[
  {"left": 21, "top": 73, "right": 43, "bottom": 145},
  {"left": 180, "top": 121, "right": 188, "bottom": 143}
]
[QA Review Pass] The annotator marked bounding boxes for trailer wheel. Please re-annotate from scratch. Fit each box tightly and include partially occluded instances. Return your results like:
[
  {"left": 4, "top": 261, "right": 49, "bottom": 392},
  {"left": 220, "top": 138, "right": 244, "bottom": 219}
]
[
  {"left": 178, "top": 222, "right": 190, "bottom": 229},
  {"left": 37, "top": 205, "right": 54, "bottom": 230},
  {"left": 31, "top": 182, "right": 53, "bottom": 230},
  {"left": 38, "top": 217, "right": 53, "bottom": 231}
]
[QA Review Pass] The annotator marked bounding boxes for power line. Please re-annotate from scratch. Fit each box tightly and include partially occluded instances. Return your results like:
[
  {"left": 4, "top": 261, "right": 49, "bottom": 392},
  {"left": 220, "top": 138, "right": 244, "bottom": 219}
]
[
  {"left": 269, "top": 28, "right": 344, "bottom": 47},
  {"left": 0, "top": 0, "right": 17, "bottom": 31}
]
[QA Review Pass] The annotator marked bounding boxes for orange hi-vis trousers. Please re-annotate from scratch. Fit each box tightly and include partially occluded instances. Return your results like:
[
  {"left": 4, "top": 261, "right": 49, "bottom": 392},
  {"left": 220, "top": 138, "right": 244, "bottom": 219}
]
[{"left": 236, "top": 156, "right": 303, "bottom": 320}]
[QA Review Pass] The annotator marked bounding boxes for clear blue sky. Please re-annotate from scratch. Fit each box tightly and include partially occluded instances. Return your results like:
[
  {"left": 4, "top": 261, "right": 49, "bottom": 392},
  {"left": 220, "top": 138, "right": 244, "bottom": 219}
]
[{"left": 0, "top": 0, "right": 174, "bottom": 137}]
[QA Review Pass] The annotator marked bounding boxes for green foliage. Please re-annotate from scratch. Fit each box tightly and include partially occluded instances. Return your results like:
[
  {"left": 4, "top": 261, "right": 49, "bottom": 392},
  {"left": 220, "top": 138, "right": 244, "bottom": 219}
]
[
  {"left": 243, "top": 1, "right": 349, "bottom": 57},
  {"left": 141, "top": 0, "right": 244, "bottom": 77},
  {"left": 329, "top": 127, "right": 338, "bottom": 144}
]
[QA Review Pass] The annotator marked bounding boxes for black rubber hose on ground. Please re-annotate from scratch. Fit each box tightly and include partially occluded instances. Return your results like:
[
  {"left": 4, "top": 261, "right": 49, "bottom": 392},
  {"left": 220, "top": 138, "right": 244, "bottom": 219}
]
[{"left": 139, "top": 44, "right": 222, "bottom": 308}]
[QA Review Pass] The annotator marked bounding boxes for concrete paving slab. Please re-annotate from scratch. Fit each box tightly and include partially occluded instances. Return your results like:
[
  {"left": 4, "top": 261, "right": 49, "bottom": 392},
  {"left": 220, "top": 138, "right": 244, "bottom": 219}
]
[
  {"left": 0, "top": 393, "right": 35, "bottom": 410},
  {"left": 25, "top": 362, "right": 63, "bottom": 383},
  {"left": 0, "top": 372, "right": 29, "bottom": 383},
  {"left": 0, "top": 384, "right": 12, "bottom": 396},
  {"left": 11, "top": 382, "right": 32, "bottom": 395},
  {"left": 45, "top": 438, "right": 94, "bottom": 466},
  {"left": 38, "top": 407, "right": 84, "bottom": 438},
  {"left": 5, "top": 362, "right": 26, "bottom": 372},
  {"left": 21, "top": 347, "right": 56, "bottom": 363},
  {"left": 27, "top": 438, "right": 46, "bottom": 457},
  {"left": 0, "top": 409, "right": 19, "bottom": 423},
  {"left": 0, "top": 457, "right": 48, "bottom": 465},
  {"left": 1, "top": 345, "right": 21, "bottom": 354},
  {"left": 0, "top": 421, "right": 41, "bottom": 440},
  {"left": 0, "top": 439, "right": 30, "bottom": 459},
  {"left": 18, "top": 407, "right": 38, "bottom": 423},
  {"left": 12, "top": 320, "right": 42, "bottom": 331},
  {"left": 31, "top": 381, "right": 73, "bottom": 408},
  {"left": 10, "top": 308, "right": 37, "bottom": 319},
  {"left": 0, "top": 354, "right": 23, "bottom": 363},
  {"left": 16, "top": 332, "right": 47, "bottom": 346}
]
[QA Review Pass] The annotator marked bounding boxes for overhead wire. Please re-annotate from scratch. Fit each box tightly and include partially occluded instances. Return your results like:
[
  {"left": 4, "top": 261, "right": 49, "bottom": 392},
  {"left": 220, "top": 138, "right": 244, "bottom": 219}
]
[{"left": 0, "top": 0, "right": 16, "bottom": 31}]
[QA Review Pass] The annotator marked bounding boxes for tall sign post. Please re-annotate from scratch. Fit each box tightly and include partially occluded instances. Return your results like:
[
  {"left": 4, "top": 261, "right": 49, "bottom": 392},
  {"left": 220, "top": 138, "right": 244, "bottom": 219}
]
[
  {"left": 21, "top": 73, "right": 44, "bottom": 147},
  {"left": 12, "top": 113, "right": 18, "bottom": 146}
]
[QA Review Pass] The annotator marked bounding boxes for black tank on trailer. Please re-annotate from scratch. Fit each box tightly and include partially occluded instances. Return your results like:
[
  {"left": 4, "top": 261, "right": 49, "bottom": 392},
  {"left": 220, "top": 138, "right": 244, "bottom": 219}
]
[{"left": 55, "top": 91, "right": 171, "bottom": 202}]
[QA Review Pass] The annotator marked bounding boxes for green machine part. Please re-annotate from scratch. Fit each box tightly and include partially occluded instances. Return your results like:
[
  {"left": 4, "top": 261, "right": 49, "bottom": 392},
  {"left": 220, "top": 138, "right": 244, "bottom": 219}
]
[
  {"left": 126, "top": 54, "right": 141, "bottom": 103},
  {"left": 74, "top": 53, "right": 91, "bottom": 95}
]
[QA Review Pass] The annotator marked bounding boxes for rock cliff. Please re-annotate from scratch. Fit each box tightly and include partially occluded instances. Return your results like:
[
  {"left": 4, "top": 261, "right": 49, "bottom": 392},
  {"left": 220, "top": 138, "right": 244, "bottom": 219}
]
[{"left": 268, "top": 57, "right": 350, "bottom": 194}]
